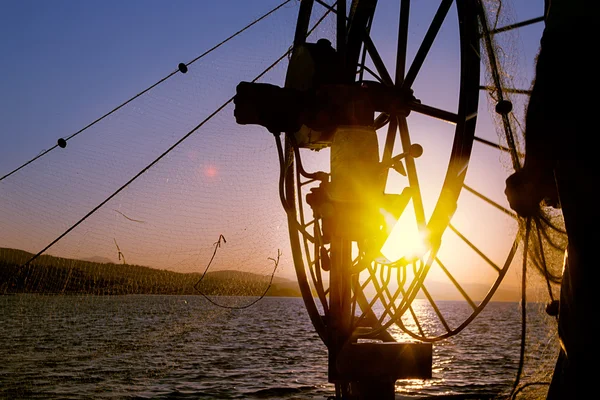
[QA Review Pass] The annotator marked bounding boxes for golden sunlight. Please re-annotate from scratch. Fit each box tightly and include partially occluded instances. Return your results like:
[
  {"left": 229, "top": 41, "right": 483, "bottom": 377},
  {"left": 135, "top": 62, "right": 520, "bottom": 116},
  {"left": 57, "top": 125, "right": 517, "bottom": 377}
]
[{"left": 380, "top": 201, "right": 427, "bottom": 263}]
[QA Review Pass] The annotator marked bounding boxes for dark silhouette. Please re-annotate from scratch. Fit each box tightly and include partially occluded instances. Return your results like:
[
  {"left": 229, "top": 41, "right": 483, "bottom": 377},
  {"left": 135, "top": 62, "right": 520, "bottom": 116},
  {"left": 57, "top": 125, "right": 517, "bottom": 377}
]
[
  {"left": 0, "top": 248, "right": 298, "bottom": 297},
  {"left": 504, "top": 1, "right": 598, "bottom": 398}
]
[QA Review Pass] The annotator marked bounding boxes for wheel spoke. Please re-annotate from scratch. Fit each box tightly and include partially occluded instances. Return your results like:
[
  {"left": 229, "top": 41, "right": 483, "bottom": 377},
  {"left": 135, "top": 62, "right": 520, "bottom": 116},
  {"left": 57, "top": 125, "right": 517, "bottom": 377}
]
[
  {"left": 404, "top": 0, "right": 454, "bottom": 88},
  {"left": 370, "top": 269, "right": 396, "bottom": 322},
  {"left": 284, "top": 0, "right": 526, "bottom": 346},
  {"left": 359, "top": 271, "right": 389, "bottom": 326},
  {"left": 463, "top": 184, "right": 517, "bottom": 219},
  {"left": 357, "top": 11, "right": 374, "bottom": 82},
  {"left": 358, "top": 64, "right": 383, "bottom": 83},
  {"left": 362, "top": 255, "right": 437, "bottom": 338},
  {"left": 379, "top": 262, "right": 392, "bottom": 289},
  {"left": 345, "top": 0, "right": 377, "bottom": 81},
  {"left": 362, "top": 33, "right": 394, "bottom": 85},
  {"left": 352, "top": 276, "right": 396, "bottom": 342},
  {"left": 488, "top": 16, "right": 544, "bottom": 36},
  {"left": 303, "top": 219, "right": 316, "bottom": 230},
  {"left": 406, "top": 303, "right": 426, "bottom": 337},
  {"left": 434, "top": 257, "right": 478, "bottom": 310},
  {"left": 386, "top": 276, "right": 424, "bottom": 336},
  {"left": 474, "top": 135, "right": 522, "bottom": 156},
  {"left": 410, "top": 102, "right": 460, "bottom": 124},
  {"left": 395, "top": 0, "right": 410, "bottom": 85},
  {"left": 293, "top": 0, "right": 315, "bottom": 47},
  {"left": 385, "top": 278, "right": 427, "bottom": 338},
  {"left": 420, "top": 285, "right": 452, "bottom": 332},
  {"left": 448, "top": 223, "right": 501, "bottom": 273}
]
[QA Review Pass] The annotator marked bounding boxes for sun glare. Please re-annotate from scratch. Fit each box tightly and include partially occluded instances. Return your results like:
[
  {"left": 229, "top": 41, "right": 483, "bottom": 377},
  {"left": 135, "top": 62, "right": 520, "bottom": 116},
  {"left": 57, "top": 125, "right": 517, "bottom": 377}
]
[{"left": 380, "top": 201, "right": 427, "bottom": 263}]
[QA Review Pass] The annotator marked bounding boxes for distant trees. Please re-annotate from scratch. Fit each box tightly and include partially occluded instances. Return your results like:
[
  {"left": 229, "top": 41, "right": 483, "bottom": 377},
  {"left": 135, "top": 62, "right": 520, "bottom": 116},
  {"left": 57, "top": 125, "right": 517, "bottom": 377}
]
[{"left": 0, "top": 248, "right": 300, "bottom": 297}]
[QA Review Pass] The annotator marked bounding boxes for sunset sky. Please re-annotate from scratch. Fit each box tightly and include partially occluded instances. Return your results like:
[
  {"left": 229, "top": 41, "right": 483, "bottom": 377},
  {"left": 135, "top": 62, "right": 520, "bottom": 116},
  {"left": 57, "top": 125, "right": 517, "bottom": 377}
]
[{"left": 0, "top": 1, "right": 551, "bottom": 299}]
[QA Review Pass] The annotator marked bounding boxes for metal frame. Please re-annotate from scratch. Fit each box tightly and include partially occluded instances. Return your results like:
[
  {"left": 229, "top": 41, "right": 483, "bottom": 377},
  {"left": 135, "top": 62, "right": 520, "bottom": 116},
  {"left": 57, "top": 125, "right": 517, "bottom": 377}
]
[{"left": 280, "top": 0, "right": 548, "bottom": 392}]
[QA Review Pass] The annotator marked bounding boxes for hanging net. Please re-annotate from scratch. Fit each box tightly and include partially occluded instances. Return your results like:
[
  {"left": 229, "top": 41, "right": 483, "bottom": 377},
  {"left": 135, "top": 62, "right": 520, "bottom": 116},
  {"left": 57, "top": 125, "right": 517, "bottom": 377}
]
[{"left": 0, "top": 1, "right": 567, "bottom": 399}]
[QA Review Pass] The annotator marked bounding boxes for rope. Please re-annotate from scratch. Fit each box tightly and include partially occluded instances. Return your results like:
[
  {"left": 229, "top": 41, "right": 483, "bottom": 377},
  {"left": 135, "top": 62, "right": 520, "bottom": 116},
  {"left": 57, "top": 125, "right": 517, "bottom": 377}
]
[
  {"left": 193, "top": 234, "right": 228, "bottom": 290},
  {"left": 0, "top": 0, "right": 292, "bottom": 182},
  {"left": 508, "top": 217, "right": 531, "bottom": 399},
  {"left": 192, "top": 235, "right": 281, "bottom": 310},
  {"left": 4, "top": 0, "right": 331, "bottom": 290}
]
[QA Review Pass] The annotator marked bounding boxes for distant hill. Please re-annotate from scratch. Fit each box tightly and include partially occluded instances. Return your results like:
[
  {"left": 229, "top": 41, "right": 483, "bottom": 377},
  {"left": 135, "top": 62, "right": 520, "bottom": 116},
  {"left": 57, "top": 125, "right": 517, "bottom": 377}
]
[
  {"left": 0, "top": 248, "right": 525, "bottom": 301},
  {"left": 80, "top": 256, "right": 114, "bottom": 264},
  {"left": 0, "top": 248, "right": 301, "bottom": 297}
]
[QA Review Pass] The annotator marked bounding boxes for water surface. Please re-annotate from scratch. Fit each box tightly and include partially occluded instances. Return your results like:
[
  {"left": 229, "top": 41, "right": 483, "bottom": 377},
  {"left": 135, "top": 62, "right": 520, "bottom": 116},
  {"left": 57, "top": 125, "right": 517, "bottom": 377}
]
[{"left": 0, "top": 295, "right": 557, "bottom": 399}]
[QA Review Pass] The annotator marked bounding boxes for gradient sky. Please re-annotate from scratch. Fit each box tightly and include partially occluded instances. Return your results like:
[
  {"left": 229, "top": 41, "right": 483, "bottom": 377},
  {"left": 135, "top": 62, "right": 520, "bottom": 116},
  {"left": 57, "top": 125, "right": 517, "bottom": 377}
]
[
  {"left": 1, "top": 0, "right": 289, "bottom": 172},
  {"left": 0, "top": 1, "right": 550, "bottom": 298},
  {"left": 0, "top": 0, "right": 545, "bottom": 177}
]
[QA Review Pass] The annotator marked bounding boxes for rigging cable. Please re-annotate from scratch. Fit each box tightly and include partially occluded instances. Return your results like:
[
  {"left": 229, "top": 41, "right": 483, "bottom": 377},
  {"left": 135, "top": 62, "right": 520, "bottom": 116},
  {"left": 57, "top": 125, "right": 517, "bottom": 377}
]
[
  {"left": 508, "top": 217, "right": 531, "bottom": 399},
  {"left": 5, "top": 2, "right": 331, "bottom": 287},
  {"left": 0, "top": 0, "right": 293, "bottom": 182},
  {"left": 15, "top": 51, "right": 292, "bottom": 270}
]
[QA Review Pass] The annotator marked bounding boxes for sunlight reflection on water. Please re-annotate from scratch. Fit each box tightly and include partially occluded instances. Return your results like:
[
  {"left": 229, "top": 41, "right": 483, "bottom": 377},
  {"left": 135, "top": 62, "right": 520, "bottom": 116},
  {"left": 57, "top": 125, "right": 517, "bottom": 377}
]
[{"left": 0, "top": 295, "right": 555, "bottom": 399}]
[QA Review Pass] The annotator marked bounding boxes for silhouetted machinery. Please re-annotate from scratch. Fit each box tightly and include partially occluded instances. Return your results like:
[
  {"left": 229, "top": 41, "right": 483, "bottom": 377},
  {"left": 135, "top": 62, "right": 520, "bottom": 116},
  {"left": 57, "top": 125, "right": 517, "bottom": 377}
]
[
  {"left": 235, "top": 33, "right": 432, "bottom": 398},
  {"left": 234, "top": 1, "right": 534, "bottom": 398}
]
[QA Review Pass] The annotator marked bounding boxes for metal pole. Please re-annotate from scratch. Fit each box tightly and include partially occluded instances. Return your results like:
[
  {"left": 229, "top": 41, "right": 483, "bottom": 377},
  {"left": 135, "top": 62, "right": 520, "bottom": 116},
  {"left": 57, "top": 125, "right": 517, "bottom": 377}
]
[{"left": 328, "top": 236, "right": 353, "bottom": 385}]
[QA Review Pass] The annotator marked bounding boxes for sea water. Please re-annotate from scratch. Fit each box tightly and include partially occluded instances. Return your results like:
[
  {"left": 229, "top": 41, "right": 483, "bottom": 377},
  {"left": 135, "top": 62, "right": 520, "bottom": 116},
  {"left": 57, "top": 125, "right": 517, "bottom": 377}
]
[{"left": 0, "top": 295, "right": 557, "bottom": 399}]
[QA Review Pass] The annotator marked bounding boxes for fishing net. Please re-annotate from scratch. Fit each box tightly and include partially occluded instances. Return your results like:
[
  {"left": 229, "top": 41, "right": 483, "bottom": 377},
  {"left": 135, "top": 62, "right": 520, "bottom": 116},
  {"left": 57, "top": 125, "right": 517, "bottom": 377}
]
[
  {"left": 0, "top": 0, "right": 323, "bottom": 303},
  {"left": 0, "top": 0, "right": 566, "bottom": 399},
  {"left": 478, "top": 1, "right": 566, "bottom": 398}
]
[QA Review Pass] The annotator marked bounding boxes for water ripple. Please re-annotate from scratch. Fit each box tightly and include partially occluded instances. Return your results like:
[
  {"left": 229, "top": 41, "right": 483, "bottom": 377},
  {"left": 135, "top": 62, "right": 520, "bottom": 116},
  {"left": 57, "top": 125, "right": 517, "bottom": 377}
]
[{"left": 0, "top": 295, "right": 555, "bottom": 399}]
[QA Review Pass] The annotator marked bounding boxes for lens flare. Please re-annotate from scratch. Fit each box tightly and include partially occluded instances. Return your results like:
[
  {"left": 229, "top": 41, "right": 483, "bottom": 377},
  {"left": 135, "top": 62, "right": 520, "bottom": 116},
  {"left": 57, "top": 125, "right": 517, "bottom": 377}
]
[{"left": 380, "top": 201, "right": 427, "bottom": 263}]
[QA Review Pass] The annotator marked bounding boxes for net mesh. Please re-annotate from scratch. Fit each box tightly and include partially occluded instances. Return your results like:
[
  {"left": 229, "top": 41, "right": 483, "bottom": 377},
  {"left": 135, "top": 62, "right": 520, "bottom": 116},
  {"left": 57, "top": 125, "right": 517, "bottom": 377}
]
[
  {"left": 0, "top": 0, "right": 566, "bottom": 398},
  {"left": 0, "top": 0, "right": 334, "bottom": 305}
]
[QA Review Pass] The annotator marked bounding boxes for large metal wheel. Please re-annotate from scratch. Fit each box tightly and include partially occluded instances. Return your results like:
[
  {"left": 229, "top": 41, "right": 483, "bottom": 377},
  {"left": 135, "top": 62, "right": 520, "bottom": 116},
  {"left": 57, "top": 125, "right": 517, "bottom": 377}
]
[{"left": 282, "top": 0, "right": 540, "bottom": 352}]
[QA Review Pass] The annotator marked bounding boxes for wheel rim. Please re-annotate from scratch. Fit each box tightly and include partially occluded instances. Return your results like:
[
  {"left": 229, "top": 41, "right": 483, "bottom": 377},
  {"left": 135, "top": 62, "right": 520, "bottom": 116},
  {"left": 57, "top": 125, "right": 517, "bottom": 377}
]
[{"left": 284, "top": 0, "right": 524, "bottom": 344}]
